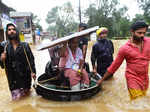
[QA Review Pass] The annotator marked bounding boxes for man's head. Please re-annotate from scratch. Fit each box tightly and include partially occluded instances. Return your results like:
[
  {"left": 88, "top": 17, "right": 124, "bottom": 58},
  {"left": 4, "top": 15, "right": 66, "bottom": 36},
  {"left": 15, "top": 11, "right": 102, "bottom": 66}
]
[
  {"left": 6, "top": 23, "right": 20, "bottom": 41},
  {"left": 79, "top": 23, "right": 87, "bottom": 31},
  {"left": 96, "top": 27, "right": 108, "bottom": 39},
  {"left": 130, "top": 20, "right": 148, "bottom": 42}
]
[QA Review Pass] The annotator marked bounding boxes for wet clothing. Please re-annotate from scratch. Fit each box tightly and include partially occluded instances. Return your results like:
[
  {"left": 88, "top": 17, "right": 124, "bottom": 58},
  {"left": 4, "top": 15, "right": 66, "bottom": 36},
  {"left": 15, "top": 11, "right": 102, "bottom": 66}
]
[
  {"left": 107, "top": 37, "right": 150, "bottom": 99},
  {"left": 78, "top": 37, "right": 88, "bottom": 50},
  {"left": 128, "top": 88, "right": 147, "bottom": 100},
  {"left": 0, "top": 41, "right": 36, "bottom": 91},
  {"left": 64, "top": 68, "right": 89, "bottom": 87},
  {"left": 59, "top": 47, "right": 89, "bottom": 87},
  {"left": 91, "top": 38, "right": 114, "bottom": 76},
  {"left": 11, "top": 88, "right": 30, "bottom": 100}
]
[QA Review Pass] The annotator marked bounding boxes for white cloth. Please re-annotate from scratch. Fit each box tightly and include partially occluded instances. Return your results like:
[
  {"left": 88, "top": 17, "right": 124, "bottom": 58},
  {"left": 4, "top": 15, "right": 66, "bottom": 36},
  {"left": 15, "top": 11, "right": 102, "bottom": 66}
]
[
  {"left": 65, "top": 47, "right": 83, "bottom": 69},
  {"left": 71, "top": 83, "right": 80, "bottom": 90}
]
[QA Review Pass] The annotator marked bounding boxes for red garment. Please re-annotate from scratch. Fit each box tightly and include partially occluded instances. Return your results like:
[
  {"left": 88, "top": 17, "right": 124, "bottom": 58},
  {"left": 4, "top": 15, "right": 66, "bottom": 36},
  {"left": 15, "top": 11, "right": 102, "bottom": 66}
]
[
  {"left": 64, "top": 68, "right": 89, "bottom": 86},
  {"left": 108, "top": 37, "right": 150, "bottom": 91}
]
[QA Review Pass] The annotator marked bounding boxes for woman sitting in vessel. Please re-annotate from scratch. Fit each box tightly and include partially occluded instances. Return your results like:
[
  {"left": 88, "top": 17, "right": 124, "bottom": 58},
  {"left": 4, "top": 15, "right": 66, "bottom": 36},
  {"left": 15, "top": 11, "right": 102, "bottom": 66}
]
[{"left": 59, "top": 37, "right": 90, "bottom": 90}]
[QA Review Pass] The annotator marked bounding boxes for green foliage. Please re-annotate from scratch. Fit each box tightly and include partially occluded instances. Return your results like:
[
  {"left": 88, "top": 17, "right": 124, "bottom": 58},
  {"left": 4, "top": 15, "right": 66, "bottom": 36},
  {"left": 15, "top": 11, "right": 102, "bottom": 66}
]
[
  {"left": 84, "top": 0, "right": 131, "bottom": 38},
  {"left": 46, "top": 2, "right": 78, "bottom": 37},
  {"left": 132, "top": 14, "right": 145, "bottom": 23},
  {"left": 32, "top": 14, "right": 43, "bottom": 31},
  {"left": 46, "top": 7, "right": 60, "bottom": 24},
  {"left": 136, "top": 0, "right": 150, "bottom": 24},
  {"left": 45, "top": 0, "right": 147, "bottom": 38}
]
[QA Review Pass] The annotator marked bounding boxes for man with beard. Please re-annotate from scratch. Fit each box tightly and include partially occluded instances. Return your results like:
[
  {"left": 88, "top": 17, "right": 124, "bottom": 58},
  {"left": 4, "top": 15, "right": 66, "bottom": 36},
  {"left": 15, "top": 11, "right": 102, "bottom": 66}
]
[
  {"left": 91, "top": 27, "right": 114, "bottom": 79},
  {"left": 97, "top": 21, "right": 149, "bottom": 100},
  {"left": 0, "top": 23, "right": 36, "bottom": 100}
]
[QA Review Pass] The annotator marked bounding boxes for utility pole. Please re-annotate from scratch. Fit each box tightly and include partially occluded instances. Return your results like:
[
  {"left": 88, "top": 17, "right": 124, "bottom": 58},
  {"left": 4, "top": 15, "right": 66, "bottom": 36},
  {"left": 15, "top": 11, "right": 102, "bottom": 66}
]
[{"left": 79, "top": 0, "right": 81, "bottom": 23}]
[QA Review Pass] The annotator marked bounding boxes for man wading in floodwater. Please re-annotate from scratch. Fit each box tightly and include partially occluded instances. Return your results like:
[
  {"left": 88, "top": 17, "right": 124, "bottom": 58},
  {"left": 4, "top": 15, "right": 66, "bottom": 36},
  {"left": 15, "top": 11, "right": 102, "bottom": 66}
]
[
  {"left": 97, "top": 21, "right": 150, "bottom": 100},
  {"left": 0, "top": 23, "right": 36, "bottom": 100}
]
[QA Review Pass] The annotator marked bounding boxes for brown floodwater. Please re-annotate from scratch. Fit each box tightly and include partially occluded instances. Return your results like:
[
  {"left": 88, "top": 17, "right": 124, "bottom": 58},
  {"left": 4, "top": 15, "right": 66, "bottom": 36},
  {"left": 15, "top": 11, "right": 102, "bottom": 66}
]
[{"left": 0, "top": 40, "right": 150, "bottom": 112}]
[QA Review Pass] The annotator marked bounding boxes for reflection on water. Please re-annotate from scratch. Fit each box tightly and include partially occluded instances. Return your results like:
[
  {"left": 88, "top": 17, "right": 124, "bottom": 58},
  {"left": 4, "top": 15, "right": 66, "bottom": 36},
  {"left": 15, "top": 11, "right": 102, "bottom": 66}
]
[
  {"left": 13, "top": 104, "right": 37, "bottom": 112},
  {"left": 0, "top": 40, "right": 150, "bottom": 112}
]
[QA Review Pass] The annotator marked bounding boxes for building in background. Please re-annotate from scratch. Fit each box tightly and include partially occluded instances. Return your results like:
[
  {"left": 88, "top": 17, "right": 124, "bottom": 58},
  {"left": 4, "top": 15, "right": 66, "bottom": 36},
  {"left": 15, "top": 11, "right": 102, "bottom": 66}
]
[
  {"left": 10, "top": 11, "right": 35, "bottom": 44},
  {"left": 0, "top": 0, "right": 15, "bottom": 15},
  {"left": 0, "top": 0, "right": 15, "bottom": 42}
]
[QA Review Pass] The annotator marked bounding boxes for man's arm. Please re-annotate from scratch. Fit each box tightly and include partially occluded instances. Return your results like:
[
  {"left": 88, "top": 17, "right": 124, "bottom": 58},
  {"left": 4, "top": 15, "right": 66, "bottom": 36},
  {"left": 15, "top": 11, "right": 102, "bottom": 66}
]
[
  {"left": 24, "top": 43, "right": 36, "bottom": 80},
  {"left": 0, "top": 41, "right": 8, "bottom": 68},
  {"left": 0, "top": 44, "right": 4, "bottom": 68},
  {"left": 82, "top": 44, "right": 87, "bottom": 60},
  {"left": 109, "top": 40, "right": 114, "bottom": 54},
  {"left": 91, "top": 44, "right": 98, "bottom": 74},
  {"left": 77, "top": 48, "right": 85, "bottom": 75},
  {"left": 0, "top": 52, "right": 6, "bottom": 69},
  {"left": 82, "top": 37, "right": 88, "bottom": 60},
  {"left": 97, "top": 71, "right": 111, "bottom": 84}
]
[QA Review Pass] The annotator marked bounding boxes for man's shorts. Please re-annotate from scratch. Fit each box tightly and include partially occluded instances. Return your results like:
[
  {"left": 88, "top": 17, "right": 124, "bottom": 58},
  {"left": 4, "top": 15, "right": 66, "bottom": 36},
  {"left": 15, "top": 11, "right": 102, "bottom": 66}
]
[
  {"left": 128, "top": 88, "right": 147, "bottom": 100},
  {"left": 11, "top": 88, "right": 30, "bottom": 100}
]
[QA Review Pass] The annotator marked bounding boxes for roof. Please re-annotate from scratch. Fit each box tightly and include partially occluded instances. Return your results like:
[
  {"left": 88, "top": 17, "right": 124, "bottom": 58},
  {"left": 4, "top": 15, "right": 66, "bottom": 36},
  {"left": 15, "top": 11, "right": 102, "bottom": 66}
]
[{"left": 10, "top": 11, "right": 32, "bottom": 17}]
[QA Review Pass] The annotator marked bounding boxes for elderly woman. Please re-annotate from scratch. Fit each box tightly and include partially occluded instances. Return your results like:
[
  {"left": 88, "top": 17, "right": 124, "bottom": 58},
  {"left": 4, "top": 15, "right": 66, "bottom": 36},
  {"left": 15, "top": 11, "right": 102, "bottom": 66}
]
[{"left": 59, "top": 37, "right": 89, "bottom": 90}]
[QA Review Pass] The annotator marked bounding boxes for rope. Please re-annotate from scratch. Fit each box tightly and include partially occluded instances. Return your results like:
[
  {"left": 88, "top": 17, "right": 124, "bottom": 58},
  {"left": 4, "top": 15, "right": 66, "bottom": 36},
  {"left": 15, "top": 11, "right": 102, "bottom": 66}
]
[
  {"left": 23, "top": 45, "right": 33, "bottom": 73},
  {"left": 22, "top": 45, "right": 37, "bottom": 89}
]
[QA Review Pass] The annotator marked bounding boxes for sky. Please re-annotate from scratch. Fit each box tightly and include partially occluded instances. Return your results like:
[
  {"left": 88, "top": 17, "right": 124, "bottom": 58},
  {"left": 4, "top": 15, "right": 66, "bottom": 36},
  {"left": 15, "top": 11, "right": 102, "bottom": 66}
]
[{"left": 3, "top": 0, "right": 143, "bottom": 30}]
